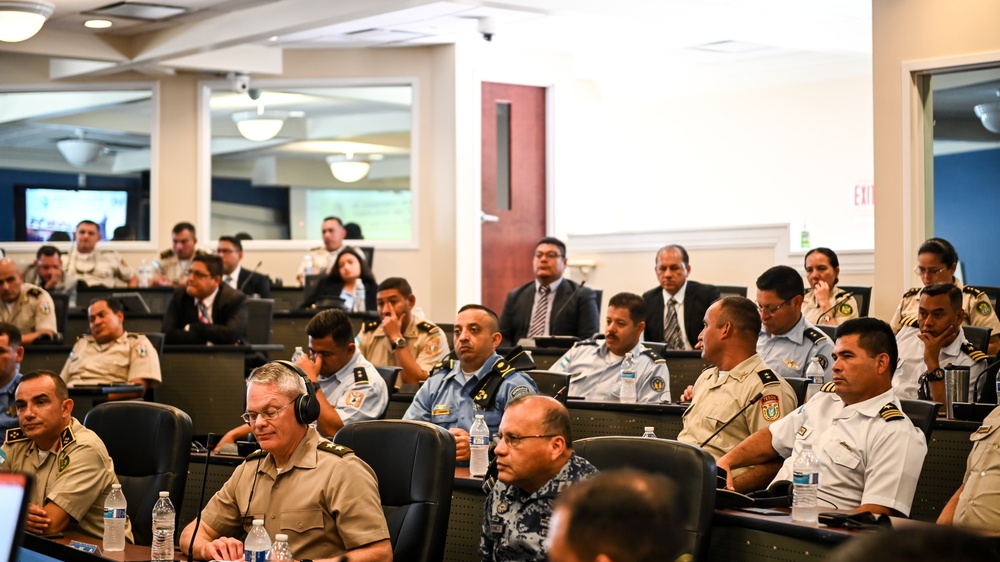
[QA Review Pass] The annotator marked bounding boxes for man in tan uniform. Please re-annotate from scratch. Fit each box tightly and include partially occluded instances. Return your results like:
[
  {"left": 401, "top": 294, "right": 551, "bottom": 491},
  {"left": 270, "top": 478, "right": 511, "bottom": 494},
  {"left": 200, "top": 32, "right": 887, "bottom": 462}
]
[
  {"left": 297, "top": 216, "right": 365, "bottom": 285},
  {"left": 22, "top": 245, "right": 78, "bottom": 309},
  {"left": 64, "top": 220, "right": 136, "bottom": 288},
  {"left": 0, "top": 258, "right": 57, "bottom": 345},
  {"left": 179, "top": 362, "right": 392, "bottom": 562},
  {"left": 60, "top": 298, "right": 160, "bottom": 394},
  {"left": 677, "top": 296, "right": 797, "bottom": 491},
  {"left": 938, "top": 404, "right": 1000, "bottom": 531},
  {"left": 356, "top": 277, "right": 449, "bottom": 386},
  {"left": 156, "top": 221, "right": 210, "bottom": 286},
  {"left": 1, "top": 371, "right": 132, "bottom": 542}
]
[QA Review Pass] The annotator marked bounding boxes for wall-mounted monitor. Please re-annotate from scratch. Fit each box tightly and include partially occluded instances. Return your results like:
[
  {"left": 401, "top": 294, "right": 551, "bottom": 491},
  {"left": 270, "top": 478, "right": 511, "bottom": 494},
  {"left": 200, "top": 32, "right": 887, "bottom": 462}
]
[{"left": 14, "top": 186, "right": 140, "bottom": 242}]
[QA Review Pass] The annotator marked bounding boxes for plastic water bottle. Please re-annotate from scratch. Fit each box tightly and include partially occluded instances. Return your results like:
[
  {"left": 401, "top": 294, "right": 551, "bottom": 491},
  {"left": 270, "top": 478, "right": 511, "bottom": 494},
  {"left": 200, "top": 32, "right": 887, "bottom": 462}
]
[
  {"left": 150, "top": 491, "right": 175, "bottom": 561},
  {"left": 291, "top": 346, "right": 306, "bottom": 363},
  {"left": 354, "top": 283, "right": 366, "bottom": 313},
  {"left": 469, "top": 414, "right": 490, "bottom": 477},
  {"left": 269, "top": 533, "right": 293, "bottom": 562},
  {"left": 102, "top": 484, "right": 127, "bottom": 552},
  {"left": 244, "top": 519, "right": 271, "bottom": 562},
  {"left": 791, "top": 444, "right": 821, "bottom": 524},
  {"left": 619, "top": 352, "right": 637, "bottom": 403},
  {"left": 138, "top": 260, "right": 152, "bottom": 288},
  {"left": 805, "top": 357, "right": 825, "bottom": 401},
  {"left": 302, "top": 254, "right": 315, "bottom": 276},
  {"left": 642, "top": 426, "right": 656, "bottom": 439}
]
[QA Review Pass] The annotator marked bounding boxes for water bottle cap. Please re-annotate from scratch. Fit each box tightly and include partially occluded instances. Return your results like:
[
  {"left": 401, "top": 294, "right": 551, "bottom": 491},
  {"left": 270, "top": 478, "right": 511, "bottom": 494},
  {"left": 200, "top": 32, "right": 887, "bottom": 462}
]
[
  {"left": 475, "top": 414, "right": 484, "bottom": 419},
  {"left": 112, "top": 484, "right": 121, "bottom": 490},
  {"left": 158, "top": 491, "right": 169, "bottom": 497},
  {"left": 644, "top": 426, "right": 654, "bottom": 432},
  {"left": 253, "top": 519, "right": 264, "bottom": 526},
  {"left": 275, "top": 534, "right": 288, "bottom": 541}
]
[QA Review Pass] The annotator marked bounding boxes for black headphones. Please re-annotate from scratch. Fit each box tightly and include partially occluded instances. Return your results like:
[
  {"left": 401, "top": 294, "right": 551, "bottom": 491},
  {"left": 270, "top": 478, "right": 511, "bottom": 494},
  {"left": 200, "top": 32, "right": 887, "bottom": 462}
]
[{"left": 272, "top": 360, "right": 321, "bottom": 425}]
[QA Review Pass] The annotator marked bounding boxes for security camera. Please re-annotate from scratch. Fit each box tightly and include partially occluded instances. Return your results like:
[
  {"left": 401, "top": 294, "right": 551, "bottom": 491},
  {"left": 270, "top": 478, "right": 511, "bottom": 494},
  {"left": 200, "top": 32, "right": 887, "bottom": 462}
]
[
  {"left": 478, "top": 17, "right": 496, "bottom": 42},
  {"left": 247, "top": 88, "right": 262, "bottom": 101},
  {"left": 228, "top": 72, "right": 251, "bottom": 94}
]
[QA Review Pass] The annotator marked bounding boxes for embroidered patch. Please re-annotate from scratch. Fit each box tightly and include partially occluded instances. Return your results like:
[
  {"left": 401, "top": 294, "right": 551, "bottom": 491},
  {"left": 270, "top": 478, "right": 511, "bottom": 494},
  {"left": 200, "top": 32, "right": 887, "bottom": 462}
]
[
  {"left": 59, "top": 455, "right": 70, "bottom": 473},
  {"left": 497, "top": 502, "right": 510, "bottom": 515},
  {"left": 431, "top": 404, "right": 450, "bottom": 417},
  {"left": 135, "top": 344, "right": 147, "bottom": 358},
  {"left": 650, "top": 376, "right": 666, "bottom": 392},
  {"left": 816, "top": 355, "right": 828, "bottom": 369},
  {"left": 838, "top": 303, "right": 853, "bottom": 316},
  {"left": 510, "top": 385, "right": 532, "bottom": 399},
  {"left": 425, "top": 336, "right": 441, "bottom": 355},
  {"left": 346, "top": 390, "right": 365, "bottom": 408},
  {"left": 761, "top": 394, "right": 781, "bottom": 421},
  {"left": 39, "top": 303, "right": 51, "bottom": 315},
  {"left": 978, "top": 301, "right": 993, "bottom": 316}
]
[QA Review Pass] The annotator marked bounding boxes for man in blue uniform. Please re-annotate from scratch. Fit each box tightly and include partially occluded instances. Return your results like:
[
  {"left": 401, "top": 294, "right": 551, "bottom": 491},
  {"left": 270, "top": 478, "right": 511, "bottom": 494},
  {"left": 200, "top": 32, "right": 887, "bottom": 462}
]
[
  {"left": 755, "top": 265, "right": 834, "bottom": 381},
  {"left": 0, "top": 323, "right": 24, "bottom": 443}
]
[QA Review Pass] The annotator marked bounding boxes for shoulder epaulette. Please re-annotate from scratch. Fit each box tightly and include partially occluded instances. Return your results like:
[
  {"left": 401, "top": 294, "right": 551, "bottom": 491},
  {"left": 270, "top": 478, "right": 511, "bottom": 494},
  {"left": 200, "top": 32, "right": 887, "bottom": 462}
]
[
  {"left": 417, "top": 321, "right": 438, "bottom": 333},
  {"left": 245, "top": 449, "right": 267, "bottom": 461},
  {"left": 59, "top": 426, "right": 75, "bottom": 448},
  {"left": 820, "top": 381, "right": 837, "bottom": 393},
  {"left": 159, "top": 249, "right": 174, "bottom": 259},
  {"left": 318, "top": 441, "right": 353, "bottom": 456},
  {"left": 900, "top": 316, "right": 918, "bottom": 328},
  {"left": 5, "top": 427, "right": 27, "bottom": 442},
  {"left": 127, "top": 333, "right": 140, "bottom": 339},
  {"left": 361, "top": 320, "right": 380, "bottom": 333},
  {"left": 756, "top": 369, "right": 780, "bottom": 386},
  {"left": 963, "top": 285, "right": 986, "bottom": 297},
  {"left": 879, "top": 403, "right": 905, "bottom": 422},
  {"left": 641, "top": 348, "right": 665, "bottom": 364},
  {"left": 430, "top": 359, "right": 454, "bottom": 376},
  {"left": 902, "top": 287, "right": 921, "bottom": 298},
  {"left": 803, "top": 327, "right": 828, "bottom": 344},
  {"left": 195, "top": 249, "right": 210, "bottom": 257},
  {"left": 573, "top": 338, "right": 599, "bottom": 348},
  {"left": 470, "top": 347, "right": 536, "bottom": 410},
  {"left": 353, "top": 367, "right": 370, "bottom": 385},
  {"left": 27, "top": 287, "right": 42, "bottom": 298},
  {"left": 961, "top": 342, "right": 989, "bottom": 362}
]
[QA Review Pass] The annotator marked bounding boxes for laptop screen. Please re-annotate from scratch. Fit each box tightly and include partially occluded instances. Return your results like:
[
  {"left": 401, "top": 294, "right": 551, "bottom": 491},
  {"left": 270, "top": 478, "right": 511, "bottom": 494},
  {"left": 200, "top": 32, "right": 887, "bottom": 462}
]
[{"left": 0, "top": 472, "right": 32, "bottom": 562}]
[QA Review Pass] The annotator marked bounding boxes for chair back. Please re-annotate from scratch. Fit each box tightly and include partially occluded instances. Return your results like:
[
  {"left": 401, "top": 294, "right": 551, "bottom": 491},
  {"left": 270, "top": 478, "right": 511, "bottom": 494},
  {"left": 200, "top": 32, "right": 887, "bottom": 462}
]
[
  {"left": 716, "top": 285, "right": 748, "bottom": 298},
  {"left": 658, "top": 349, "right": 708, "bottom": 405},
  {"left": 526, "top": 370, "right": 572, "bottom": 403},
  {"left": 899, "top": 399, "right": 941, "bottom": 442},
  {"left": 83, "top": 402, "right": 193, "bottom": 545},
  {"left": 573, "top": 436, "right": 716, "bottom": 560},
  {"left": 50, "top": 292, "right": 70, "bottom": 340},
  {"left": 245, "top": 298, "right": 275, "bottom": 345},
  {"left": 815, "top": 324, "right": 837, "bottom": 340},
  {"left": 784, "top": 376, "right": 809, "bottom": 406},
  {"left": 839, "top": 285, "right": 872, "bottom": 317},
  {"left": 963, "top": 325, "right": 991, "bottom": 354},
  {"left": 376, "top": 365, "right": 401, "bottom": 395},
  {"left": 333, "top": 420, "right": 455, "bottom": 562}
]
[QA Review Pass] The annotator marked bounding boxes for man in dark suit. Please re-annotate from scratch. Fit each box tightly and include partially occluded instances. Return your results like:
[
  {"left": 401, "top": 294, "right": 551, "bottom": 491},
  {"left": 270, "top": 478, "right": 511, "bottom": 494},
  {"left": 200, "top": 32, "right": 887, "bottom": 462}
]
[
  {"left": 162, "top": 254, "right": 248, "bottom": 345},
  {"left": 642, "top": 245, "right": 720, "bottom": 349},
  {"left": 216, "top": 236, "right": 271, "bottom": 297},
  {"left": 498, "top": 237, "right": 599, "bottom": 345}
]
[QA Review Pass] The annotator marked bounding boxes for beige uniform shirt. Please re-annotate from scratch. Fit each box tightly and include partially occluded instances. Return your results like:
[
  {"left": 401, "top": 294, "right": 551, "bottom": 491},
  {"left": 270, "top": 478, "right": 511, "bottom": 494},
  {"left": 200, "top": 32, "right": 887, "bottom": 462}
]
[
  {"left": 1, "top": 419, "right": 133, "bottom": 542},
  {"left": 158, "top": 248, "right": 210, "bottom": 286},
  {"left": 200, "top": 427, "right": 389, "bottom": 559},
  {"left": 677, "top": 354, "right": 798, "bottom": 464},
  {"left": 0, "top": 283, "right": 57, "bottom": 336},
  {"left": 64, "top": 248, "right": 134, "bottom": 288},
  {"left": 954, "top": 406, "right": 1000, "bottom": 531},
  {"left": 355, "top": 318, "right": 450, "bottom": 386},
  {"left": 890, "top": 278, "right": 1000, "bottom": 334},
  {"left": 60, "top": 332, "right": 161, "bottom": 386},
  {"left": 801, "top": 285, "right": 859, "bottom": 326}
]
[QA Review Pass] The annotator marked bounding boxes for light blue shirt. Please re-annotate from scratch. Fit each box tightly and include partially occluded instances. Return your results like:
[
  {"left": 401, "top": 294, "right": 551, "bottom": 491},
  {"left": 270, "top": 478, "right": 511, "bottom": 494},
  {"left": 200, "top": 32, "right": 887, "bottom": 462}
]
[
  {"left": 757, "top": 315, "right": 834, "bottom": 382},
  {"left": 0, "top": 370, "right": 22, "bottom": 444},
  {"left": 316, "top": 349, "right": 388, "bottom": 433},
  {"left": 556, "top": 339, "right": 671, "bottom": 402}
]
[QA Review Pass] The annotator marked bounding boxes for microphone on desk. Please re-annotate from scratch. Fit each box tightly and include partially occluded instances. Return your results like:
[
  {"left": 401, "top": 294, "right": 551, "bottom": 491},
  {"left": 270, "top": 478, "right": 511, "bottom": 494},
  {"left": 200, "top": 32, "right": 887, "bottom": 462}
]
[
  {"left": 549, "top": 280, "right": 586, "bottom": 328},
  {"left": 187, "top": 433, "right": 215, "bottom": 562},
  {"left": 238, "top": 261, "right": 264, "bottom": 292},
  {"left": 700, "top": 392, "right": 764, "bottom": 448}
]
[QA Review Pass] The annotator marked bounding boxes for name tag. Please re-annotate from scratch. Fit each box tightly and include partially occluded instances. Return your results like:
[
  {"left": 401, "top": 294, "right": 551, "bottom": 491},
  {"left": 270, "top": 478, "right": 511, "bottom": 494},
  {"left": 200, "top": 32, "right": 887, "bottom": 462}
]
[{"left": 431, "top": 404, "right": 450, "bottom": 416}]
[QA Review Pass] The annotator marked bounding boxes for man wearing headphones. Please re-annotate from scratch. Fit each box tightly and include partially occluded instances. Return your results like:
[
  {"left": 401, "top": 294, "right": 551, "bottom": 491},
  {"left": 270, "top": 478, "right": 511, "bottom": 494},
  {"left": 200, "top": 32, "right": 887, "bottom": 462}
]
[{"left": 180, "top": 361, "right": 392, "bottom": 562}]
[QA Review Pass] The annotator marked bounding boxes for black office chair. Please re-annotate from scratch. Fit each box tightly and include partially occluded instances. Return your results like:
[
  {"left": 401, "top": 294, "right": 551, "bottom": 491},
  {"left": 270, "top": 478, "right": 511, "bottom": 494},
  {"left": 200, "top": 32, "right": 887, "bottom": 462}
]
[
  {"left": 376, "top": 365, "right": 401, "bottom": 395},
  {"left": 658, "top": 350, "right": 708, "bottom": 405},
  {"left": 899, "top": 399, "right": 941, "bottom": 442},
  {"left": 83, "top": 402, "right": 193, "bottom": 545},
  {"left": 526, "top": 370, "right": 572, "bottom": 403},
  {"left": 245, "top": 298, "right": 275, "bottom": 346},
  {"left": 333, "top": 420, "right": 455, "bottom": 562},
  {"left": 139, "top": 332, "right": 165, "bottom": 401},
  {"left": 573, "top": 436, "right": 716, "bottom": 561},
  {"left": 815, "top": 324, "right": 837, "bottom": 340},
  {"left": 716, "top": 285, "right": 748, "bottom": 298},
  {"left": 963, "top": 325, "right": 991, "bottom": 354},
  {"left": 839, "top": 285, "right": 872, "bottom": 317},
  {"left": 49, "top": 292, "right": 69, "bottom": 343},
  {"left": 784, "top": 376, "right": 809, "bottom": 406},
  {"left": 972, "top": 285, "right": 1000, "bottom": 310}
]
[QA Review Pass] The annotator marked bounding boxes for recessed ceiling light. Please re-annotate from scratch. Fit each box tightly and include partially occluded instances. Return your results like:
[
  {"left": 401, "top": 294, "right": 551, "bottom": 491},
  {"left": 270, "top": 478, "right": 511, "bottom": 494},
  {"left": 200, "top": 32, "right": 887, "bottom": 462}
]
[
  {"left": 84, "top": 19, "right": 112, "bottom": 29},
  {"left": 268, "top": 35, "right": 278, "bottom": 42}
]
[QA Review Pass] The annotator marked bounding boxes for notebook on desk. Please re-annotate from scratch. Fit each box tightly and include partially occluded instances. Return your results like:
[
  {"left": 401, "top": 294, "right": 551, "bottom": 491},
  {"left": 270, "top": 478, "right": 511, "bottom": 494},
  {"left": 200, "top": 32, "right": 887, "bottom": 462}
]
[{"left": 0, "top": 472, "right": 32, "bottom": 562}]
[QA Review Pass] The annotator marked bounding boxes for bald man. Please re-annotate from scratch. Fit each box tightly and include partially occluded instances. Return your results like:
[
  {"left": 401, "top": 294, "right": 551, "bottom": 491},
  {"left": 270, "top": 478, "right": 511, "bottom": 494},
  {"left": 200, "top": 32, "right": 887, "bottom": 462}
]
[{"left": 0, "top": 258, "right": 57, "bottom": 345}]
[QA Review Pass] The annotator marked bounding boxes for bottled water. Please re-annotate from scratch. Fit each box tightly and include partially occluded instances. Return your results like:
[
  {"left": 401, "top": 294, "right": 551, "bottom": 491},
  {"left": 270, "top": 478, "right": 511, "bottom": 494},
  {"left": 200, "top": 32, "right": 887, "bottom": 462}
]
[
  {"left": 642, "top": 426, "right": 657, "bottom": 439},
  {"left": 290, "top": 346, "right": 306, "bottom": 363},
  {"left": 150, "top": 491, "right": 175, "bottom": 561},
  {"left": 302, "top": 254, "right": 315, "bottom": 276},
  {"left": 137, "top": 260, "right": 152, "bottom": 288},
  {"left": 103, "top": 484, "right": 127, "bottom": 552},
  {"left": 805, "top": 357, "right": 825, "bottom": 401},
  {"left": 354, "top": 283, "right": 366, "bottom": 313},
  {"left": 269, "top": 533, "right": 293, "bottom": 562},
  {"left": 619, "top": 352, "right": 637, "bottom": 403},
  {"left": 469, "top": 415, "right": 490, "bottom": 477},
  {"left": 791, "top": 444, "right": 821, "bottom": 524},
  {"left": 244, "top": 519, "right": 271, "bottom": 562}
]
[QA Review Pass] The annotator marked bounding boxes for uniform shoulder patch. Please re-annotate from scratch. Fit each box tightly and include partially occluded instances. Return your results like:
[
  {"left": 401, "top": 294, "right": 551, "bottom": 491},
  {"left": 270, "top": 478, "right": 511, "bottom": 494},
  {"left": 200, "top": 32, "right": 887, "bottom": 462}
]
[
  {"left": 159, "top": 249, "right": 174, "bottom": 259},
  {"left": 59, "top": 426, "right": 75, "bottom": 448},
  {"left": 27, "top": 287, "right": 42, "bottom": 298},
  {"left": 429, "top": 359, "right": 454, "bottom": 376},
  {"left": 900, "top": 316, "right": 918, "bottom": 328},
  {"left": 244, "top": 449, "right": 267, "bottom": 461},
  {"left": 838, "top": 302, "right": 854, "bottom": 316},
  {"left": 640, "top": 348, "right": 665, "bottom": 363},
  {"left": 879, "top": 403, "right": 905, "bottom": 422},
  {"left": 573, "top": 338, "right": 599, "bottom": 348},
  {"left": 803, "top": 327, "right": 828, "bottom": 344},
  {"left": 963, "top": 285, "right": 986, "bottom": 297},
  {"left": 902, "top": 287, "right": 921, "bottom": 298},
  {"left": 417, "top": 321, "right": 438, "bottom": 333},
  {"left": 318, "top": 441, "right": 353, "bottom": 456},
  {"left": 5, "top": 427, "right": 27, "bottom": 442},
  {"left": 961, "top": 342, "right": 989, "bottom": 362},
  {"left": 976, "top": 301, "right": 993, "bottom": 317},
  {"left": 756, "top": 369, "right": 780, "bottom": 386},
  {"left": 820, "top": 381, "right": 837, "bottom": 393},
  {"left": 353, "top": 367, "right": 370, "bottom": 385},
  {"left": 362, "top": 320, "right": 380, "bottom": 332}
]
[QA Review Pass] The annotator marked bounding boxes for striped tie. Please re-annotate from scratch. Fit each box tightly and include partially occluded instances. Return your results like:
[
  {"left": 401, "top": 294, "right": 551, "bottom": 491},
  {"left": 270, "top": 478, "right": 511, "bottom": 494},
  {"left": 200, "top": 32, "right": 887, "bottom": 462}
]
[
  {"left": 663, "top": 298, "right": 684, "bottom": 350},
  {"left": 197, "top": 302, "right": 210, "bottom": 324},
  {"left": 527, "top": 285, "right": 551, "bottom": 338}
]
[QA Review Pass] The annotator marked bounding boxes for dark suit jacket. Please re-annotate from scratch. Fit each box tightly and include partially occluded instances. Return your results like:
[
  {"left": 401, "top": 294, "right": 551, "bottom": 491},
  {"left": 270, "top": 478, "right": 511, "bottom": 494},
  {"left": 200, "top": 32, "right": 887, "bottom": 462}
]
[
  {"left": 301, "top": 277, "right": 378, "bottom": 311},
  {"left": 236, "top": 268, "right": 271, "bottom": 298},
  {"left": 642, "top": 280, "right": 721, "bottom": 347},
  {"left": 498, "top": 278, "right": 599, "bottom": 345},
  {"left": 162, "top": 283, "right": 249, "bottom": 344}
]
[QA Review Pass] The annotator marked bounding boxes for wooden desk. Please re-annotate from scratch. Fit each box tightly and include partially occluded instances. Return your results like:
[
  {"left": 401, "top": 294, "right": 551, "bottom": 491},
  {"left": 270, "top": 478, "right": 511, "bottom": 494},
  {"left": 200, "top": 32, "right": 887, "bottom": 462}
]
[{"left": 20, "top": 532, "right": 181, "bottom": 562}]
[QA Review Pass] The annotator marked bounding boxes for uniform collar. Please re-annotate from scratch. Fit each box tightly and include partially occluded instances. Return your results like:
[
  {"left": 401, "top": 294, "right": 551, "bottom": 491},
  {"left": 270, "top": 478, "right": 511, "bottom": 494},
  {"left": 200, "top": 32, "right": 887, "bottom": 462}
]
[
  {"left": 725, "top": 354, "right": 766, "bottom": 383},
  {"left": 833, "top": 387, "right": 896, "bottom": 419},
  {"left": 261, "top": 426, "right": 322, "bottom": 474},
  {"left": 444, "top": 352, "right": 501, "bottom": 382},
  {"left": 596, "top": 338, "right": 644, "bottom": 359},
  {"left": 321, "top": 348, "right": 362, "bottom": 383},
  {"left": 764, "top": 314, "right": 808, "bottom": 343}
]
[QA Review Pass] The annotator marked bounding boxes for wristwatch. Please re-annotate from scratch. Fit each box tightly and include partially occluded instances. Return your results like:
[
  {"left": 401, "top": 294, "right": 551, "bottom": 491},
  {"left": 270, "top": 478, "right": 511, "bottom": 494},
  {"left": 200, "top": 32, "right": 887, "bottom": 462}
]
[
  {"left": 390, "top": 337, "right": 407, "bottom": 350},
  {"left": 922, "top": 367, "right": 945, "bottom": 381}
]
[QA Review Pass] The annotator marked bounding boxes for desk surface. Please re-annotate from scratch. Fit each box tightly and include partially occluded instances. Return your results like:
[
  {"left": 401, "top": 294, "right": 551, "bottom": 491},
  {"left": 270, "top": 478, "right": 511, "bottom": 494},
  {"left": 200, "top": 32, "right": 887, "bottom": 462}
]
[{"left": 21, "top": 532, "right": 181, "bottom": 562}]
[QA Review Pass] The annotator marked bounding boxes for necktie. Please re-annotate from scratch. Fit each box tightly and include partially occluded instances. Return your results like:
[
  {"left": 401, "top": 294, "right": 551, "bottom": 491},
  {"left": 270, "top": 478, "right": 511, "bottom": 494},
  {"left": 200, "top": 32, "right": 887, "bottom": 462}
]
[
  {"left": 527, "top": 285, "right": 551, "bottom": 338},
  {"left": 224, "top": 275, "right": 234, "bottom": 286},
  {"left": 664, "top": 297, "right": 684, "bottom": 350},
  {"left": 197, "top": 302, "right": 210, "bottom": 324}
]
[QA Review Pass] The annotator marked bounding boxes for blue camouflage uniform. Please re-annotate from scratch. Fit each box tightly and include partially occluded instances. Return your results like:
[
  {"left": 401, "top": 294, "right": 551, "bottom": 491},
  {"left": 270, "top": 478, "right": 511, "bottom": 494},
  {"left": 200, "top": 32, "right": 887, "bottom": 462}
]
[
  {"left": 403, "top": 352, "right": 537, "bottom": 435},
  {"left": 315, "top": 349, "right": 389, "bottom": 434},
  {"left": 556, "top": 339, "right": 671, "bottom": 402},
  {"left": 757, "top": 315, "right": 834, "bottom": 382},
  {"left": 0, "top": 370, "right": 21, "bottom": 445},
  {"left": 480, "top": 454, "right": 598, "bottom": 562}
]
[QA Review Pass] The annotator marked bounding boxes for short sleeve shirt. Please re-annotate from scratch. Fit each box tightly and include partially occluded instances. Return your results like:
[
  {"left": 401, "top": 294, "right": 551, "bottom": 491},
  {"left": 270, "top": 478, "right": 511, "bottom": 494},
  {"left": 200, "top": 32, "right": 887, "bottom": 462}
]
[
  {"left": 0, "top": 283, "right": 57, "bottom": 336},
  {"left": 315, "top": 349, "right": 389, "bottom": 432},
  {"left": 894, "top": 327, "right": 986, "bottom": 401},
  {"left": 954, "top": 406, "right": 1000, "bottom": 531},
  {"left": 757, "top": 315, "right": 834, "bottom": 382},
  {"left": 555, "top": 339, "right": 671, "bottom": 402},
  {"left": 60, "top": 332, "right": 161, "bottom": 386},
  {"left": 355, "top": 318, "right": 450, "bottom": 383}
]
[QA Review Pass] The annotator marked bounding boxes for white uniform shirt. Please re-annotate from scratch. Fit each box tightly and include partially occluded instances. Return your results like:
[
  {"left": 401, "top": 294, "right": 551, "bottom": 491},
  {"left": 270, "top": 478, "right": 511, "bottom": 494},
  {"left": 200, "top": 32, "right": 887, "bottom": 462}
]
[
  {"left": 894, "top": 326, "right": 987, "bottom": 401},
  {"left": 556, "top": 339, "right": 670, "bottom": 402}
]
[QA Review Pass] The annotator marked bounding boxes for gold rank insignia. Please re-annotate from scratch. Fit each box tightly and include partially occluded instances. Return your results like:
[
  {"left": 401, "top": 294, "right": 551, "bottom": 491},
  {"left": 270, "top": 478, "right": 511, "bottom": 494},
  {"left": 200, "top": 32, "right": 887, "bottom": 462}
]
[
  {"left": 783, "top": 359, "right": 800, "bottom": 370},
  {"left": 5, "top": 427, "right": 27, "bottom": 442},
  {"left": 59, "top": 455, "right": 71, "bottom": 473},
  {"left": 475, "top": 389, "right": 488, "bottom": 401},
  {"left": 975, "top": 425, "right": 992, "bottom": 434},
  {"left": 6, "top": 404, "right": 15, "bottom": 417},
  {"left": 60, "top": 426, "right": 75, "bottom": 448},
  {"left": 318, "top": 442, "right": 352, "bottom": 456},
  {"left": 879, "top": 403, "right": 905, "bottom": 422}
]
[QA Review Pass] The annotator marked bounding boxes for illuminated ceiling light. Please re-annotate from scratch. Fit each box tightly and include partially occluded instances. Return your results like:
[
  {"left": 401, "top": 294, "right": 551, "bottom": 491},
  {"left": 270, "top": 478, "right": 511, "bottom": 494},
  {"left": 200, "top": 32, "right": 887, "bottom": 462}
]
[
  {"left": 974, "top": 102, "right": 1000, "bottom": 134},
  {"left": 57, "top": 139, "right": 104, "bottom": 167},
  {"left": 326, "top": 153, "right": 371, "bottom": 183},
  {"left": 232, "top": 110, "right": 288, "bottom": 141},
  {"left": 84, "top": 19, "right": 112, "bottom": 29},
  {"left": 0, "top": 1, "right": 55, "bottom": 42}
]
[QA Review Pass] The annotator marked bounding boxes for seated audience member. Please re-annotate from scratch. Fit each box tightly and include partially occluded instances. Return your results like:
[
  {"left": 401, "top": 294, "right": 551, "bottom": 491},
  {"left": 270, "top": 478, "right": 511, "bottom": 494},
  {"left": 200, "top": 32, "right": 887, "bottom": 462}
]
[
  {"left": 216, "top": 235, "right": 271, "bottom": 298},
  {"left": 403, "top": 304, "right": 537, "bottom": 460},
  {"left": 356, "top": 277, "right": 449, "bottom": 386},
  {"left": 1, "top": 370, "right": 133, "bottom": 542},
  {"left": 112, "top": 225, "right": 136, "bottom": 241},
  {"left": 498, "top": 237, "right": 600, "bottom": 345},
  {"left": 162, "top": 254, "right": 248, "bottom": 345},
  {"left": 801, "top": 247, "right": 860, "bottom": 326},
  {"left": 0, "top": 258, "right": 57, "bottom": 345},
  {"left": 344, "top": 222, "right": 364, "bottom": 240},
  {"left": 555, "top": 292, "right": 670, "bottom": 402},
  {"left": 677, "top": 297, "right": 797, "bottom": 491},
  {"left": 480, "top": 395, "right": 597, "bottom": 562},
  {"left": 215, "top": 308, "right": 387, "bottom": 449},
  {"left": 297, "top": 216, "right": 364, "bottom": 285},
  {"left": 0, "top": 323, "right": 24, "bottom": 443},
  {"left": 64, "top": 219, "right": 137, "bottom": 288},
  {"left": 891, "top": 237, "right": 1000, "bottom": 355},
  {"left": 48, "top": 231, "right": 71, "bottom": 242},
  {"left": 157, "top": 222, "right": 210, "bottom": 287},
  {"left": 756, "top": 265, "right": 834, "bottom": 381},
  {"left": 938, "top": 403, "right": 1000, "bottom": 531},
  {"left": 178, "top": 362, "right": 391, "bottom": 562},
  {"left": 895, "top": 282, "right": 987, "bottom": 402},
  {"left": 233, "top": 232, "right": 253, "bottom": 242},
  {"left": 23, "top": 245, "right": 78, "bottom": 308},
  {"left": 60, "top": 298, "right": 160, "bottom": 394},
  {"left": 642, "top": 244, "right": 720, "bottom": 349},
  {"left": 719, "top": 318, "right": 928, "bottom": 516},
  {"left": 828, "top": 526, "right": 999, "bottom": 562},
  {"left": 301, "top": 247, "right": 377, "bottom": 312},
  {"left": 546, "top": 469, "right": 682, "bottom": 562}
]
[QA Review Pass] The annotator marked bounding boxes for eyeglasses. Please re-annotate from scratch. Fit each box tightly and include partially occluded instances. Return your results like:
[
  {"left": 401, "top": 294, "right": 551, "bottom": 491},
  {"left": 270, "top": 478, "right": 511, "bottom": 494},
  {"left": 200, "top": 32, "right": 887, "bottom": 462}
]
[
  {"left": 756, "top": 299, "right": 792, "bottom": 315},
  {"left": 241, "top": 399, "right": 295, "bottom": 425},
  {"left": 185, "top": 269, "right": 212, "bottom": 279},
  {"left": 914, "top": 265, "right": 948, "bottom": 276},
  {"left": 534, "top": 252, "right": 562, "bottom": 260},
  {"left": 496, "top": 432, "right": 557, "bottom": 447}
]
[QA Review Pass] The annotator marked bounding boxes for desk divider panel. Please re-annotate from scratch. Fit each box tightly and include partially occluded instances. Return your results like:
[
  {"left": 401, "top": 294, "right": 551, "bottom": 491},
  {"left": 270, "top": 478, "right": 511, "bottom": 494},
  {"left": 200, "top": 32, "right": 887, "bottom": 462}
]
[
  {"left": 910, "top": 423, "right": 977, "bottom": 522},
  {"left": 158, "top": 347, "right": 247, "bottom": 436},
  {"left": 20, "top": 345, "right": 73, "bottom": 374}
]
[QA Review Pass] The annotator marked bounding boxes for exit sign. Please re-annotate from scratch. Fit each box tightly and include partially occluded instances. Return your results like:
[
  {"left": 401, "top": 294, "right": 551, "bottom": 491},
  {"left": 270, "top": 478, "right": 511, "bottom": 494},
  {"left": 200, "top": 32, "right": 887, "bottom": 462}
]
[{"left": 853, "top": 184, "right": 874, "bottom": 207}]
